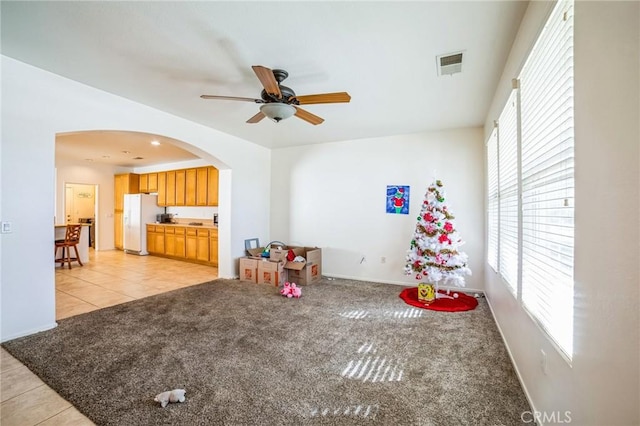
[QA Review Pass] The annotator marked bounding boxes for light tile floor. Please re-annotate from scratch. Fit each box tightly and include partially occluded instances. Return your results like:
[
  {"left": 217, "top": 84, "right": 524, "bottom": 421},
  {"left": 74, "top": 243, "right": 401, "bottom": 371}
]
[{"left": 1, "top": 249, "right": 218, "bottom": 426}]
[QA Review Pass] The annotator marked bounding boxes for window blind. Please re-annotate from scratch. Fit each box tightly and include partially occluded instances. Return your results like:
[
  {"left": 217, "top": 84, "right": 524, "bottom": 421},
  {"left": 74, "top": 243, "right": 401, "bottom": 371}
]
[
  {"left": 487, "top": 128, "right": 499, "bottom": 272},
  {"left": 498, "top": 91, "right": 519, "bottom": 294},
  {"left": 519, "top": 0, "right": 574, "bottom": 358}
]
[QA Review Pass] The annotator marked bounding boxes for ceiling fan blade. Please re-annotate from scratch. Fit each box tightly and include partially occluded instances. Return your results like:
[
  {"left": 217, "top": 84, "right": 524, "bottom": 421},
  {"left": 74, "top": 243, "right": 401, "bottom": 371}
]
[
  {"left": 293, "top": 92, "right": 351, "bottom": 105},
  {"left": 200, "top": 95, "right": 264, "bottom": 103},
  {"left": 252, "top": 65, "right": 282, "bottom": 98},
  {"left": 294, "top": 106, "right": 325, "bottom": 125},
  {"left": 246, "top": 111, "right": 266, "bottom": 124}
]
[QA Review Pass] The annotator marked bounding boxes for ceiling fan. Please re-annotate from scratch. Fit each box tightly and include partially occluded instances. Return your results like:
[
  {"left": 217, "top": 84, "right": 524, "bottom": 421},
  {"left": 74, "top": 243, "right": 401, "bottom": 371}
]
[{"left": 200, "top": 65, "right": 351, "bottom": 125}]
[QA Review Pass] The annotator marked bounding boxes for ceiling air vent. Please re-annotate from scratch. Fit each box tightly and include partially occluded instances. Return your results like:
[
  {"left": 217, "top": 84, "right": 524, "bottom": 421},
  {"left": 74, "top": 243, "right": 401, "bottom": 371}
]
[{"left": 436, "top": 51, "right": 464, "bottom": 76}]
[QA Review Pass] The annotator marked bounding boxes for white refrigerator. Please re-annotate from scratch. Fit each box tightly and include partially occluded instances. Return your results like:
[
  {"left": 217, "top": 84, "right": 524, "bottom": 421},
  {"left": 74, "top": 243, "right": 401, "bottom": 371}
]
[{"left": 123, "top": 194, "right": 163, "bottom": 255}]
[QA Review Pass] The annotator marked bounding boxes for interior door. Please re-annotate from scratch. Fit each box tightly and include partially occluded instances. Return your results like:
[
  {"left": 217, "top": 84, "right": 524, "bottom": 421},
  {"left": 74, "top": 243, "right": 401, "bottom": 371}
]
[{"left": 65, "top": 186, "right": 74, "bottom": 223}]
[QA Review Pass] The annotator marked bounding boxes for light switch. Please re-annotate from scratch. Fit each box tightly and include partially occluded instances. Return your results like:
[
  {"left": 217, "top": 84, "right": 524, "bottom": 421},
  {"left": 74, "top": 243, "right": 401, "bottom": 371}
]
[{"left": 1, "top": 222, "right": 12, "bottom": 233}]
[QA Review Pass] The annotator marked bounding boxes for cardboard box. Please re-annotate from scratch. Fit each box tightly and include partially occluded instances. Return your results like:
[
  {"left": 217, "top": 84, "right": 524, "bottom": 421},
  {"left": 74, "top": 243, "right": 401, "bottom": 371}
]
[
  {"left": 239, "top": 257, "right": 258, "bottom": 283},
  {"left": 257, "top": 259, "right": 286, "bottom": 287},
  {"left": 284, "top": 247, "right": 322, "bottom": 285},
  {"left": 287, "top": 262, "right": 321, "bottom": 285},
  {"left": 246, "top": 244, "right": 290, "bottom": 261}
]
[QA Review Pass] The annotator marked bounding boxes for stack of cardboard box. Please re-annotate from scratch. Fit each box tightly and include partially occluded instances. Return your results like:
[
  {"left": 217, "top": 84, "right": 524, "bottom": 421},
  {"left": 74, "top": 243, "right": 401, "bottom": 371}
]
[{"left": 238, "top": 245, "right": 322, "bottom": 286}]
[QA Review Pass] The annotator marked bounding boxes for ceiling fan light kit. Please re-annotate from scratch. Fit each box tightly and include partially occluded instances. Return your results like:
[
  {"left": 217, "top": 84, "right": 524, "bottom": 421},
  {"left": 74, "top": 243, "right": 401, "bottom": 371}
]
[
  {"left": 260, "top": 103, "right": 296, "bottom": 123},
  {"left": 201, "top": 65, "right": 350, "bottom": 125}
]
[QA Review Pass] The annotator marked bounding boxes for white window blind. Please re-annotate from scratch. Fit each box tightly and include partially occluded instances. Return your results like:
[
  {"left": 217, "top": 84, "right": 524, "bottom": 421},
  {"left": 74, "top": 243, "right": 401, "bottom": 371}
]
[
  {"left": 486, "top": 128, "right": 499, "bottom": 272},
  {"left": 519, "top": 0, "right": 574, "bottom": 358},
  {"left": 498, "top": 90, "right": 519, "bottom": 294}
]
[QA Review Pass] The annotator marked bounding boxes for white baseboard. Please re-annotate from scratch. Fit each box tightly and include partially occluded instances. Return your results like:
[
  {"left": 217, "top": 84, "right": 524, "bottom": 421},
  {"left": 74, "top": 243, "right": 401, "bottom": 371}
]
[
  {"left": 1, "top": 322, "right": 58, "bottom": 343},
  {"left": 321, "top": 273, "right": 485, "bottom": 294}
]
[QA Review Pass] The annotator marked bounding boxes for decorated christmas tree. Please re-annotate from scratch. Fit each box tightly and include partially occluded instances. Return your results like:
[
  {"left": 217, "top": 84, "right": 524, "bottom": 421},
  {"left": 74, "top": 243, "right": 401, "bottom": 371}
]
[{"left": 404, "top": 179, "right": 471, "bottom": 291}]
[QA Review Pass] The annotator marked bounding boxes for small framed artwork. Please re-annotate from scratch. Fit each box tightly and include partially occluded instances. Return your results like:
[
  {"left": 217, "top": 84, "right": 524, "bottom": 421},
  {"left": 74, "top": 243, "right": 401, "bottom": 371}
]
[
  {"left": 244, "top": 238, "right": 260, "bottom": 251},
  {"left": 386, "top": 185, "right": 410, "bottom": 214}
]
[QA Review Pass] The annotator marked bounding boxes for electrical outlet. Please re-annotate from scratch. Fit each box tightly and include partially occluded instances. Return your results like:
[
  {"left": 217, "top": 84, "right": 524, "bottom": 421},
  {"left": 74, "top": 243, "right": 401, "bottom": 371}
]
[
  {"left": 540, "top": 349, "right": 548, "bottom": 375},
  {"left": 381, "top": 256, "right": 386, "bottom": 263}
]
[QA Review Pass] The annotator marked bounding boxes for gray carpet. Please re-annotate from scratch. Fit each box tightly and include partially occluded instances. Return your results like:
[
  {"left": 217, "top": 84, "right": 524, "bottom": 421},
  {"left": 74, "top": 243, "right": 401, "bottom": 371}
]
[{"left": 2, "top": 278, "right": 530, "bottom": 425}]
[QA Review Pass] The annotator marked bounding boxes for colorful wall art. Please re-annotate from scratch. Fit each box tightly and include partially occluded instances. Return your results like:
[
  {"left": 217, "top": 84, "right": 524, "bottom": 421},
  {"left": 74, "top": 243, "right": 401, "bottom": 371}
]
[{"left": 386, "top": 185, "right": 410, "bottom": 214}]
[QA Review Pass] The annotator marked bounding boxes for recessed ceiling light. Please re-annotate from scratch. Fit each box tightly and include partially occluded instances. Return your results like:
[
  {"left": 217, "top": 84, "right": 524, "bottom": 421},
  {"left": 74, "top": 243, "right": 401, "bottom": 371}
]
[
  {"left": 151, "top": 140, "right": 161, "bottom": 146},
  {"left": 122, "top": 150, "right": 130, "bottom": 154},
  {"left": 85, "top": 158, "right": 94, "bottom": 162},
  {"left": 102, "top": 155, "right": 110, "bottom": 159},
  {"left": 132, "top": 156, "right": 144, "bottom": 160}
]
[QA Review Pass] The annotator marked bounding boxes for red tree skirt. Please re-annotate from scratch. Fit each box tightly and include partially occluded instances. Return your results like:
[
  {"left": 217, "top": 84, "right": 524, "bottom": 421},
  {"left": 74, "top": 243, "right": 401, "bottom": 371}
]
[{"left": 399, "top": 287, "right": 478, "bottom": 312}]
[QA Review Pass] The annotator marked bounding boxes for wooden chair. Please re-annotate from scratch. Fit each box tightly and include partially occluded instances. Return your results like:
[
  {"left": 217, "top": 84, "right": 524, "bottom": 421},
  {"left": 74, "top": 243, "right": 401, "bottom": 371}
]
[{"left": 55, "top": 224, "right": 83, "bottom": 269}]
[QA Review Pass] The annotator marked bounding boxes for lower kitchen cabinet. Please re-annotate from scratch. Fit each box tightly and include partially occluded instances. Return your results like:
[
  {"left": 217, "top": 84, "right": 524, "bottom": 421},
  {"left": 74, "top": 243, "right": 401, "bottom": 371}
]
[
  {"left": 197, "top": 229, "right": 209, "bottom": 262},
  {"left": 186, "top": 228, "right": 198, "bottom": 260},
  {"left": 174, "top": 227, "right": 186, "bottom": 258},
  {"left": 209, "top": 229, "right": 219, "bottom": 266},
  {"left": 147, "top": 224, "right": 218, "bottom": 267},
  {"left": 147, "top": 225, "right": 165, "bottom": 254}
]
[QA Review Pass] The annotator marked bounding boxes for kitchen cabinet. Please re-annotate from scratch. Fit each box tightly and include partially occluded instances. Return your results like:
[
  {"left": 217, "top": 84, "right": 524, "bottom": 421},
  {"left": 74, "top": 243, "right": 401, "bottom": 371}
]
[
  {"left": 114, "top": 173, "right": 139, "bottom": 250},
  {"left": 139, "top": 174, "right": 149, "bottom": 193},
  {"left": 157, "top": 172, "right": 167, "bottom": 206},
  {"left": 186, "top": 228, "right": 197, "bottom": 260},
  {"left": 164, "top": 227, "right": 176, "bottom": 256},
  {"left": 175, "top": 170, "right": 186, "bottom": 206},
  {"left": 146, "top": 224, "right": 217, "bottom": 266},
  {"left": 148, "top": 173, "right": 158, "bottom": 193},
  {"left": 147, "top": 225, "right": 156, "bottom": 253},
  {"left": 145, "top": 166, "right": 218, "bottom": 207},
  {"left": 114, "top": 212, "right": 124, "bottom": 250},
  {"left": 197, "top": 229, "right": 209, "bottom": 262},
  {"left": 207, "top": 166, "right": 219, "bottom": 206},
  {"left": 209, "top": 228, "right": 218, "bottom": 266},
  {"left": 165, "top": 226, "right": 186, "bottom": 258},
  {"left": 185, "top": 168, "right": 197, "bottom": 206},
  {"left": 174, "top": 227, "right": 186, "bottom": 258},
  {"left": 140, "top": 173, "right": 159, "bottom": 194},
  {"left": 197, "top": 167, "right": 208, "bottom": 206},
  {"left": 166, "top": 171, "right": 176, "bottom": 206},
  {"left": 147, "top": 224, "right": 165, "bottom": 254}
]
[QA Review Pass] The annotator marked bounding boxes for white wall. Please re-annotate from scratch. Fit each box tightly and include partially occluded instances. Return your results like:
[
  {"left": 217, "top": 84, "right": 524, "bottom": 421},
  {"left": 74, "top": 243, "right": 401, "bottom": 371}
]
[
  {"left": 483, "top": 2, "right": 639, "bottom": 425},
  {"left": 272, "top": 128, "right": 485, "bottom": 290},
  {"left": 1, "top": 56, "right": 271, "bottom": 341},
  {"left": 56, "top": 160, "right": 120, "bottom": 250}
]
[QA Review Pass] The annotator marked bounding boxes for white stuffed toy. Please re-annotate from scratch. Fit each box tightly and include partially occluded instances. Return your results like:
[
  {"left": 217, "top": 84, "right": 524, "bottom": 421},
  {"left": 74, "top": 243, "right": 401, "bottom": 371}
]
[{"left": 154, "top": 389, "right": 186, "bottom": 408}]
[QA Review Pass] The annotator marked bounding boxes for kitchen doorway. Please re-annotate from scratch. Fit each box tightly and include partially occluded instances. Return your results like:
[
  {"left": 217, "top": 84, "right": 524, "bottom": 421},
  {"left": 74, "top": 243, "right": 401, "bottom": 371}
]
[{"left": 64, "top": 183, "right": 98, "bottom": 248}]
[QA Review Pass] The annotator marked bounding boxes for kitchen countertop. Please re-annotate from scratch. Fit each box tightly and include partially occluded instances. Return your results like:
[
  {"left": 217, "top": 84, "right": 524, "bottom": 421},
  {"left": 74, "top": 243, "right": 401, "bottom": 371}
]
[{"left": 148, "top": 222, "right": 218, "bottom": 229}]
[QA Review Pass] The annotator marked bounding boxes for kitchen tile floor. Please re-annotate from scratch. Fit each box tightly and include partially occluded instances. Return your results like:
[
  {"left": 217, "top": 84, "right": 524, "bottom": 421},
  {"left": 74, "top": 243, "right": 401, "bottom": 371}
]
[{"left": 1, "top": 249, "right": 219, "bottom": 426}]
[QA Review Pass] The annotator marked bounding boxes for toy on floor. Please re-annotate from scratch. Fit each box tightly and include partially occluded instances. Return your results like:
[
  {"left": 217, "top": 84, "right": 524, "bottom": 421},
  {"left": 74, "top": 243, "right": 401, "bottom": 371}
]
[
  {"left": 154, "top": 389, "right": 186, "bottom": 408},
  {"left": 280, "top": 281, "right": 302, "bottom": 298}
]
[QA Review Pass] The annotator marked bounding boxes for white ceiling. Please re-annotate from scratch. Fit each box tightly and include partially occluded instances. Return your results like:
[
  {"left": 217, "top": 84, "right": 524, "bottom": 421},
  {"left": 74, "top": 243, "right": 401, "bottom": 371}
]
[{"left": 1, "top": 1, "right": 528, "bottom": 166}]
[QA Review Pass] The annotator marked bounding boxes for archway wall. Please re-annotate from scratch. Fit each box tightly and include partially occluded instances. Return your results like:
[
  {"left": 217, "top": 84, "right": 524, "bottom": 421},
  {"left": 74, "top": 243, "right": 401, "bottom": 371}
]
[{"left": 1, "top": 55, "right": 270, "bottom": 340}]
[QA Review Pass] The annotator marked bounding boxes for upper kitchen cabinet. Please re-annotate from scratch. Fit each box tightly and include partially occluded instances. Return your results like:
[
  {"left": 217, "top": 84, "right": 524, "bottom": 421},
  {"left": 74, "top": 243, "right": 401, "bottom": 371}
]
[
  {"left": 166, "top": 170, "right": 176, "bottom": 206},
  {"left": 207, "top": 166, "right": 219, "bottom": 206},
  {"left": 157, "top": 172, "right": 167, "bottom": 206},
  {"left": 185, "top": 168, "right": 197, "bottom": 206},
  {"left": 114, "top": 173, "right": 139, "bottom": 211},
  {"left": 148, "top": 173, "right": 158, "bottom": 193},
  {"left": 139, "top": 174, "right": 149, "bottom": 193},
  {"left": 196, "top": 167, "right": 208, "bottom": 206},
  {"left": 146, "top": 166, "right": 218, "bottom": 207},
  {"left": 140, "top": 173, "right": 159, "bottom": 193},
  {"left": 175, "top": 169, "right": 186, "bottom": 206}
]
